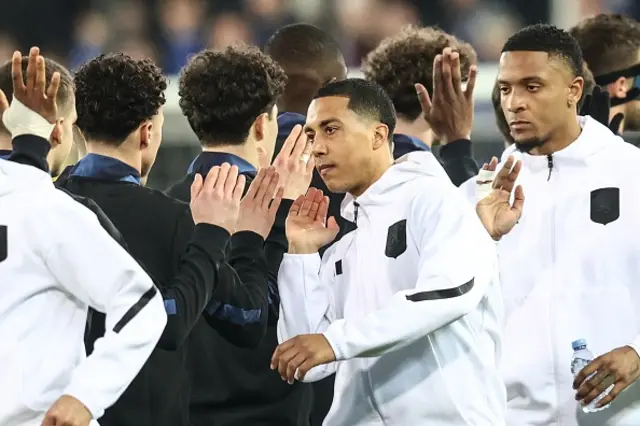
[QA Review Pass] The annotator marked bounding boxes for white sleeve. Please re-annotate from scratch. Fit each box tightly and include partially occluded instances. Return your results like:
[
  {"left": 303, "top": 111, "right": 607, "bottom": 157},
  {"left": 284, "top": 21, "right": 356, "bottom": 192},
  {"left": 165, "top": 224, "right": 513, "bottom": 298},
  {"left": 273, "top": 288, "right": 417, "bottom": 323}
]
[
  {"left": 43, "top": 196, "right": 166, "bottom": 419},
  {"left": 277, "top": 252, "right": 338, "bottom": 382},
  {"left": 323, "top": 182, "right": 497, "bottom": 360}
]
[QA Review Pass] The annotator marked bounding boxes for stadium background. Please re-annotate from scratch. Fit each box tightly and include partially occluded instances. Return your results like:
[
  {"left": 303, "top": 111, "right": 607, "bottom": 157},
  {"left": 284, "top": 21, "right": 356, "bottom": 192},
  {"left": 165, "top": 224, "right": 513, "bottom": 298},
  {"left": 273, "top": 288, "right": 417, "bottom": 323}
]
[{"left": 0, "top": 0, "right": 638, "bottom": 189}]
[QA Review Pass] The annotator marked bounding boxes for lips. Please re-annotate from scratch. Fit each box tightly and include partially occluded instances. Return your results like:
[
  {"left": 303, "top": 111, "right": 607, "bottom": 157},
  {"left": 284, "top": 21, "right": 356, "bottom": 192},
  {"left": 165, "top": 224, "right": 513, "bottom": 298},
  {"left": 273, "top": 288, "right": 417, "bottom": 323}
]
[
  {"left": 510, "top": 120, "right": 531, "bottom": 130},
  {"left": 317, "top": 164, "right": 335, "bottom": 175}
]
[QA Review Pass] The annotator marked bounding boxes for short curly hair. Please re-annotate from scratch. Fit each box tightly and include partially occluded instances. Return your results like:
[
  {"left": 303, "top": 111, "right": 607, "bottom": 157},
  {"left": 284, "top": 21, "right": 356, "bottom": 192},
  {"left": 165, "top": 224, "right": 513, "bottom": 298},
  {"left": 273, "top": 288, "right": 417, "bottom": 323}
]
[
  {"left": 570, "top": 14, "right": 640, "bottom": 76},
  {"left": 0, "top": 57, "right": 74, "bottom": 135},
  {"left": 502, "top": 24, "right": 583, "bottom": 78},
  {"left": 74, "top": 53, "right": 167, "bottom": 145},
  {"left": 179, "top": 44, "right": 287, "bottom": 146},
  {"left": 362, "top": 25, "right": 477, "bottom": 121}
]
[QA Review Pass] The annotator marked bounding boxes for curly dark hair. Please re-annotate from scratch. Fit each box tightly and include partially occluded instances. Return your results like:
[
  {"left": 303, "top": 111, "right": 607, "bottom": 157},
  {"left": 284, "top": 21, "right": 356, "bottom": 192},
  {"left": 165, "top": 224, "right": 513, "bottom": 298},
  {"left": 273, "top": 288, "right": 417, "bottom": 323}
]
[
  {"left": 502, "top": 24, "right": 583, "bottom": 78},
  {"left": 362, "top": 26, "right": 477, "bottom": 121},
  {"left": 0, "top": 57, "right": 74, "bottom": 134},
  {"left": 570, "top": 14, "right": 640, "bottom": 76},
  {"left": 74, "top": 53, "right": 167, "bottom": 145},
  {"left": 179, "top": 44, "right": 287, "bottom": 146}
]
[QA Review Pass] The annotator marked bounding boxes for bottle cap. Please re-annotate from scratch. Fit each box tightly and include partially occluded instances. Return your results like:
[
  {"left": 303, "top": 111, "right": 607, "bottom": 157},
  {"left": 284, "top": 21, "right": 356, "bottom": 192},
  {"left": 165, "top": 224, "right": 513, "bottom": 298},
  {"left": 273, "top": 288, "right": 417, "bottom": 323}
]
[{"left": 572, "top": 339, "right": 587, "bottom": 350}]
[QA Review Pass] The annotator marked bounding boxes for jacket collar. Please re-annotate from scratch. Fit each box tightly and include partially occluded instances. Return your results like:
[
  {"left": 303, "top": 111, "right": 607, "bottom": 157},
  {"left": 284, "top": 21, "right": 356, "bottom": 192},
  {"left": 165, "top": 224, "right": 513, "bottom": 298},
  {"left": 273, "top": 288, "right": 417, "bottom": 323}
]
[
  {"left": 0, "top": 149, "right": 11, "bottom": 159},
  {"left": 187, "top": 152, "right": 256, "bottom": 177},
  {"left": 69, "top": 153, "right": 142, "bottom": 185}
]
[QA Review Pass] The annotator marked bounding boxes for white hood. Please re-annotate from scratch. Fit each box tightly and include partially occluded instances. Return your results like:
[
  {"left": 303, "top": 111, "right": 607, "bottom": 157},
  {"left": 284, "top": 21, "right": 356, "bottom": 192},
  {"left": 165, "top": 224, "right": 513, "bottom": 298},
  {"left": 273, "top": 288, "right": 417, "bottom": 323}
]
[
  {"left": 0, "top": 159, "right": 53, "bottom": 197},
  {"left": 341, "top": 151, "right": 449, "bottom": 222}
]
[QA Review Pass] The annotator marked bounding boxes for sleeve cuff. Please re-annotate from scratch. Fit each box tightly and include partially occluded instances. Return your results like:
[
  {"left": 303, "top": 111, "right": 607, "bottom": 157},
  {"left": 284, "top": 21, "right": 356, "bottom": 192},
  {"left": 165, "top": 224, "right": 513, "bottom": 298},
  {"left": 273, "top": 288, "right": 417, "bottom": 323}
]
[
  {"left": 230, "top": 230, "right": 265, "bottom": 249},
  {"left": 629, "top": 337, "right": 640, "bottom": 359},
  {"left": 439, "top": 139, "right": 472, "bottom": 161},
  {"left": 190, "top": 224, "right": 230, "bottom": 256},
  {"left": 11, "top": 134, "right": 51, "bottom": 157},
  {"left": 62, "top": 386, "right": 102, "bottom": 420},
  {"left": 323, "top": 319, "right": 348, "bottom": 361}
]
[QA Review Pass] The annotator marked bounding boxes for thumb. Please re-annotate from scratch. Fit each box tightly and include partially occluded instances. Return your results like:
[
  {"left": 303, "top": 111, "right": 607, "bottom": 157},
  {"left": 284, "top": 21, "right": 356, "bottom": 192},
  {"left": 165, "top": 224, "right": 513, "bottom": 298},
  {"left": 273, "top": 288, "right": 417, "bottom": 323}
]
[
  {"left": 190, "top": 173, "right": 203, "bottom": 202},
  {"left": 415, "top": 83, "right": 432, "bottom": 116},
  {"left": 0, "top": 89, "right": 8, "bottom": 115},
  {"left": 327, "top": 216, "right": 339, "bottom": 231},
  {"left": 257, "top": 146, "right": 270, "bottom": 170}
]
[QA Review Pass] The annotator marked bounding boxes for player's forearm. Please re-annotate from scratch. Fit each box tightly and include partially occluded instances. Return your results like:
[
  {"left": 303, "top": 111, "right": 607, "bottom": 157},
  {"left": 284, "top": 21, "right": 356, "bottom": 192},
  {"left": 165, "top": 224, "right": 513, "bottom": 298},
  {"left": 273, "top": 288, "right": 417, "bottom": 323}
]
[
  {"left": 202, "top": 230, "right": 270, "bottom": 348},
  {"left": 277, "top": 253, "right": 332, "bottom": 342},
  {"left": 323, "top": 275, "right": 485, "bottom": 360}
]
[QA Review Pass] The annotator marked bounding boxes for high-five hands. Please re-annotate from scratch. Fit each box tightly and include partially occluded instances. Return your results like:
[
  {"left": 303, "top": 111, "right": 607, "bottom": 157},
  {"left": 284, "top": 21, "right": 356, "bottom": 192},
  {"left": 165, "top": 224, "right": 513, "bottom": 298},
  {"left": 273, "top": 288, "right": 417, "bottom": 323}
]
[
  {"left": 476, "top": 155, "right": 525, "bottom": 240},
  {"left": 286, "top": 188, "right": 339, "bottom": 254},
  {"left": 0, "top": 47, "right": 61, "bottom": 129},
  {"left": 236, "top": 166, "right": 284, "bottom": 238},
  {"left": 415, "top": 46, "right": 476, "bottom": 144},
  {"left": 269, "top": 124, "right": 315, "bottom": 200}
]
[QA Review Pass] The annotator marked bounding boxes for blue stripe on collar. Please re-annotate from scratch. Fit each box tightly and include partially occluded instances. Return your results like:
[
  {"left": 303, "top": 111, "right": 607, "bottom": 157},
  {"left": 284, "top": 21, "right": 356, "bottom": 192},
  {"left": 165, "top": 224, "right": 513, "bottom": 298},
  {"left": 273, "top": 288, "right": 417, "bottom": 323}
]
[
  {"left": 69, "top": 153, "right": 142, "bottom": 185},
  {"left": 0, "top": 149, "right": 12, "bottom": 159},
  {"left": 187, "top": 152, "right": 256, "bottom": 177}
]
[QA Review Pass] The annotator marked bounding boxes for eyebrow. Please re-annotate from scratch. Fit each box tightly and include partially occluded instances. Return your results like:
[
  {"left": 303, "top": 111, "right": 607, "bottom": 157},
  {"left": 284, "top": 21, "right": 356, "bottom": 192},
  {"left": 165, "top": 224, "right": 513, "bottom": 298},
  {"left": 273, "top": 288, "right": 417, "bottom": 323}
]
[
  {"left": 497, "top": 76, "right": 545, "bottom": 85},
  {"left": 304, "top": 117, "right": 342, "bottom": 133}
]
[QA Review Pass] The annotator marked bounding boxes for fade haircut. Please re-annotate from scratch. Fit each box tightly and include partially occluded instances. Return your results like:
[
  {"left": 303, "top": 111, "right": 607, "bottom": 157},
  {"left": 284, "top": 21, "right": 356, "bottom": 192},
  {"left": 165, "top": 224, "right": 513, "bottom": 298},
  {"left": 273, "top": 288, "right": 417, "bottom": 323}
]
[
  {"left": 314, "top": 78, "right": 396, "bottom": 141},
  {"left": 74, "top": 53, "right": 167, "bottom": 145},
  {"left": 179, "top": 44, "right": 287, "bottom": 146},
  {"left": 363, "top": 25, "right": 477, "bottom": 121},
  {"left": 502, "top": 24, "right": 583, "bottom": 78},
  {"left": 570, "top": 14, "right": 640, "bottom": 76},
  {"left": 0, "top": 57, "right": 74, "bottom": 135}
]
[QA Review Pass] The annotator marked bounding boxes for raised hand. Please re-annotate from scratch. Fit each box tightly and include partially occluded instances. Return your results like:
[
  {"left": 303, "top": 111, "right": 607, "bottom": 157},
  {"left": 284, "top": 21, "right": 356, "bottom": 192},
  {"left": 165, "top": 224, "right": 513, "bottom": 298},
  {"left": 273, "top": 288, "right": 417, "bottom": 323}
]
[
  {"left": 190, "top": 163, "right": 246, "bottom": 233},
  {"left": 475, "top": 156, "right": 499, "bottom": 200},
  {"left": 415, "top": 46, "right": 476, "bottom": 144},
  {"left": 579, "top": 85, "right": 624, "bottom": 135},
  {"left": 476, "top": 156, "right": 524, "bottom": 240},
  {"left": 286, "top": 188, "right": 339, "bottom": 254},
  {"left": 270, "top": 124, "right": 315, "bottom": 200},
  {"left": 41, "top": 395, "right": 92, "bottom": 426},
  {"left": 236, "top": 166, "right": 284, "bottom": 238}
]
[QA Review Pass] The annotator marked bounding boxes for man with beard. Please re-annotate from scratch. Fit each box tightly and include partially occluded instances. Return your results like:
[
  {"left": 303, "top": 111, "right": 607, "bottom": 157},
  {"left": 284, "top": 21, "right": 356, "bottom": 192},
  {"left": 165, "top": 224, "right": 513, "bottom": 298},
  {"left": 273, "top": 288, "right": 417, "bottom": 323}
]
[
  {"left": 478, "top": 23, "right": 640, "bottom": 426},
  {"left": 570, "top": 14, "right": 640, "bottom": 133}
]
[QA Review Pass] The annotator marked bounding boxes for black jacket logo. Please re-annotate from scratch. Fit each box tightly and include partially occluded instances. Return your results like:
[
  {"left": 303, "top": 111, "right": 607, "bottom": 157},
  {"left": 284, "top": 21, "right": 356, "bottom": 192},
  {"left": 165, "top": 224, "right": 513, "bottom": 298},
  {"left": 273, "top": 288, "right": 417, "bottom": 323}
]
[
  {"left": 590, "top": 187, "right": 620, "bottom": 226},
  {"left": 385, "top": 219, "right": 407, "bottom": 259},
  {"left": 0, "top": 225, "right": 6, "bottom": 263}
]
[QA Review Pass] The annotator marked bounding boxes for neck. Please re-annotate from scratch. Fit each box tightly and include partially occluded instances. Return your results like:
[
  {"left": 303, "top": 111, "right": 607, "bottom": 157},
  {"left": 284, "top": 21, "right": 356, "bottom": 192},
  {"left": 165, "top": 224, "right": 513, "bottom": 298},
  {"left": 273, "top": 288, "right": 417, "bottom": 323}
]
[
  {"left": 0, "top": 134, "right": 11, "bottom": 150},
  {"left": 350, "top": 155, "right": 394, "bottom": 198},
  {"left": 202, "top": 141, "right": 260, "bottom": 169},
  {"left": 529, "top": 116, "right": 582, "bottom": 156},
  {"left": 394, "top": 118, "right": 434, "bottom": 147},
  {"left": 86, "top": 141, "right": 142, "bottom": 173},
  {"left": 610, "top": 104, "right": 627, "bottom": 132}
]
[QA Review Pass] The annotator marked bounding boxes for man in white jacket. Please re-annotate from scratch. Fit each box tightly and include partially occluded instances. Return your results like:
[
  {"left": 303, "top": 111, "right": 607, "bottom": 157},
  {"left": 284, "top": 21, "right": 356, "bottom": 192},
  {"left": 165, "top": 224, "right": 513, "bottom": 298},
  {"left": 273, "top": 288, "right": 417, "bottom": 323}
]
[
  {"left": 479, "top": 24, "right": 640, "bottom": 426},
  {"left": 270, "top": 77, "right": 506, "bottom": 426},
  {"left": 0, "top": 49, "right": 167, "bottom": 426}
]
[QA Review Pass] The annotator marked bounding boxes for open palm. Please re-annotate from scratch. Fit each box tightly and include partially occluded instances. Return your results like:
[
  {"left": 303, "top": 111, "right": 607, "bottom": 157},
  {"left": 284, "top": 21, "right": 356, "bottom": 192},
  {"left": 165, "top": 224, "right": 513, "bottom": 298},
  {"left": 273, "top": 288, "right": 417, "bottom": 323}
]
[
  {"left": 475, "top": 156, "right": 525, "bottom": 241},
  {"left": 286, "top": 188, "right": 339, "bottom": 253}
]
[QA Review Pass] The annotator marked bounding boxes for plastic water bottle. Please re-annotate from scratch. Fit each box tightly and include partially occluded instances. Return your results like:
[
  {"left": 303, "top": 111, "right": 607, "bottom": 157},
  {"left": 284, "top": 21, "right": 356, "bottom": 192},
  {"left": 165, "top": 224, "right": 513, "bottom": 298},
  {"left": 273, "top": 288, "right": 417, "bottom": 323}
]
[{"left": 570, "top": 339, "right": 612, "bottom": 413}]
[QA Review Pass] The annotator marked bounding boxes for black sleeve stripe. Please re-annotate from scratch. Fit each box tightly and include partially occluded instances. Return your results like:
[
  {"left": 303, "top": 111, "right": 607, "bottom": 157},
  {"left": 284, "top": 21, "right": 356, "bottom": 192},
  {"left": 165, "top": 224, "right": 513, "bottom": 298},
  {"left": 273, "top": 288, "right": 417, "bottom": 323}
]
[
  {"left": 113, "top": 287, "right": 158, "bottom": 333},
  {"left": 405, "top": 278, "right": 474, "bottom": 302}
]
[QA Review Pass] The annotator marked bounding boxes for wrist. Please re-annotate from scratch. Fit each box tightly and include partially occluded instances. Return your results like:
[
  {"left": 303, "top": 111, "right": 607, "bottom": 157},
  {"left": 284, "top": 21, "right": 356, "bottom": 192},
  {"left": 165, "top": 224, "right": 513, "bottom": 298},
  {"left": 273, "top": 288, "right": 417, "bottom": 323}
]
[
  {"left": 440, "top": 133, "right": 471, "bottom": 145},
  {"left": 288, "top": 241, "right": 319, "bottom": 254}
]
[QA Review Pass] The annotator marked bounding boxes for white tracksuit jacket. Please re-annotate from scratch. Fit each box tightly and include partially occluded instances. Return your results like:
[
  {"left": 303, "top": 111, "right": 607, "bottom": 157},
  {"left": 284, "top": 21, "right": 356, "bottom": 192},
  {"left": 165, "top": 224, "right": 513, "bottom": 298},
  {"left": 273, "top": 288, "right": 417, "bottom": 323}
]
[
  {"left": 490, "top": 116, "right": 640, "bottom": 426},
  {"left": 277, "top": 151, "right": 507, "bottom": 426},
  {"left": 0, "top": 159, "right": 167, "bottom": 425}
]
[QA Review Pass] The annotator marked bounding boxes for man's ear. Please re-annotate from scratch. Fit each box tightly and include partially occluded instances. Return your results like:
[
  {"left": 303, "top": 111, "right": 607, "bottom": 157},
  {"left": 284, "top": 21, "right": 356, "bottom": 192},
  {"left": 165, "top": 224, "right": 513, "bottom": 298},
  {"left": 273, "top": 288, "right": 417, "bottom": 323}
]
[
  {"left": 608, "top": 76, "right": 629, "bottom": 99},
  {"left": 568, "top": 76, "right": 584, "bottom": 107},
  {"left": 50, "top": 119, "right": 64, "bottom": 147},
  {"left": 253, "top": 113, "right": 267, "bottom": 141},
  {"left": 139, "top": 120, "right": 152, "bottom": 149},
  {"left": 372, "top": 124, "right": 390, "bottom": 150}
]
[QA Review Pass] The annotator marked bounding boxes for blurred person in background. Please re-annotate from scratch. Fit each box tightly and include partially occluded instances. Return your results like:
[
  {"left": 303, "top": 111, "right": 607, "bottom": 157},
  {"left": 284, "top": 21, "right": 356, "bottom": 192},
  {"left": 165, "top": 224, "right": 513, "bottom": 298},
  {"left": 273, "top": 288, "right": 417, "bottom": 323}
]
[
  {"left": 58, "top": 52, "right": 276, "bottom": 426},
  {"left": 207, "top": 12, "right": 254, "bottom": 50},
  {"left": 362, "top": 25, "right": 480, "bottom": 186},
  {"left": 0, "top": 56, "right": 76, "bottom": 171},
  {"left": 570, "top": 13, "right": 640, "bottom": 133},
  {"left": 159, "top": 0, "right": 205, "bottom": 74},
  {"left": 167, "top": 44, "right": 315, "bottom": 426}
]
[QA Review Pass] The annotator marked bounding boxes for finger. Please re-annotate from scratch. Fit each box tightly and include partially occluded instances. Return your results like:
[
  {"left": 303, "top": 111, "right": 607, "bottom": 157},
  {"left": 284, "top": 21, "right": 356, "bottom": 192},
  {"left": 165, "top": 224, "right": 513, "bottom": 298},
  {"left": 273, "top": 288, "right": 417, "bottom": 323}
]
[
  {"left": 260, "top": 170, "right": 280, "bottom": 209},
  {"left": 269, "top": 187, "right": 285, "bottom": 216},
  {"left": 316, "top": 195, "right": 329, "bottom": 222},
  {"left": 203, "top": 166, "right": 221, "bottom": 193},
  {"left": 285, "top": 352, "right": 308, "bottom": 384},
  {"left": 214, "top": 163, "right": 230, "bottom": 192},
  {"left": 492, "top": 156, "right": 514, "bottom": 189},
  {"left": 481, "top": 163, "right": 489, "bottom": 170},
  {"left": 327, "top": 216, "right": 339, "bottom": 231},
  {"left": 0, "top": 90, "right": 9, "bottom": 116},
  {"left": 414, "top": 83, "right": 432, "bottom": 116},
  {"left": 34, "top": 56, "right": 46, "bottom": 95},
  {"left": 296, "top": 358, "right": 321, "bottom": 382},
  {"left": 595, "top": 381, "right": 625, "bottom": 408},
  {"left": 26, "top": 47, "right": 39, "bottom": 93},
  {"left": 291, "top": 127, "right": 308, "bottom": 159},
  {"left": 300, "top": 188, "right": 318, "bottom": 216},
  {"left": 489, "top": 156, "right": 499, "bottom": 169},
  {"left": 223, "top": 165, "right": 239, "bottom": 196},
  {"left": 450, "top": 50, "right": 463, "bottom": 95},
  {"left": 577, "top": 369, "right": 609, "bottom": 400},
  {"left": 255, "top": 167, "right": 276, "bottom": 205},
  {"left": 278, "top": 347, "right": 302, "bottom": 381},
  {"left": 432, "top": 54, "right": 444, "bottom": 102},
  {"left": 12, "top": 51, "right": 26, "bottom": 94},
  {"left": 573, "top": 358, "right": 601, "bottom": 389},
  {"left": 308, "top": 188, "right": 325, "bottom": 220},
  {"left": 441, "top": 48, "right": 457, "bottom": 100},
  {"left": 47, "top": 71, "right": 61, "bottom": 104},
  {"left": 512, "top": 185, "right": 525, "bottom": 217},
  {"left": 190, "top": 173, "right": 204, "bottom": 200},
  {"left": 245, "top": 168, "right": 266, "bottom": 201},
  {"left": 280, "top": 125, "right": 303, "bottom": 157},
  {"left": 233, "top": 174, "right": 246, "bottom": 202},
  {"left": 271, "top": 339, "right": 295, "bottom": 369},
  {"left": 464, "top": 65, "right": 478, "bottom": 100},
  {"left": 289, "top": 195, "right": 305, "bottom": 216}
]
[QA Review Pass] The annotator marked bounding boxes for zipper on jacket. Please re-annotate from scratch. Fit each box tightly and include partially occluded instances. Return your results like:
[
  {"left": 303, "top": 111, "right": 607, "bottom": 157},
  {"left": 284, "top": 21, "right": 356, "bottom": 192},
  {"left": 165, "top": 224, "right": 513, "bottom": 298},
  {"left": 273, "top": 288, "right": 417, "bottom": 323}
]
[
  {"left": 547, "top": 154, "right": 554, "bottom": 181},
  {"left": 353, "top": 201, "right": 360, "bottom": 225}
]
